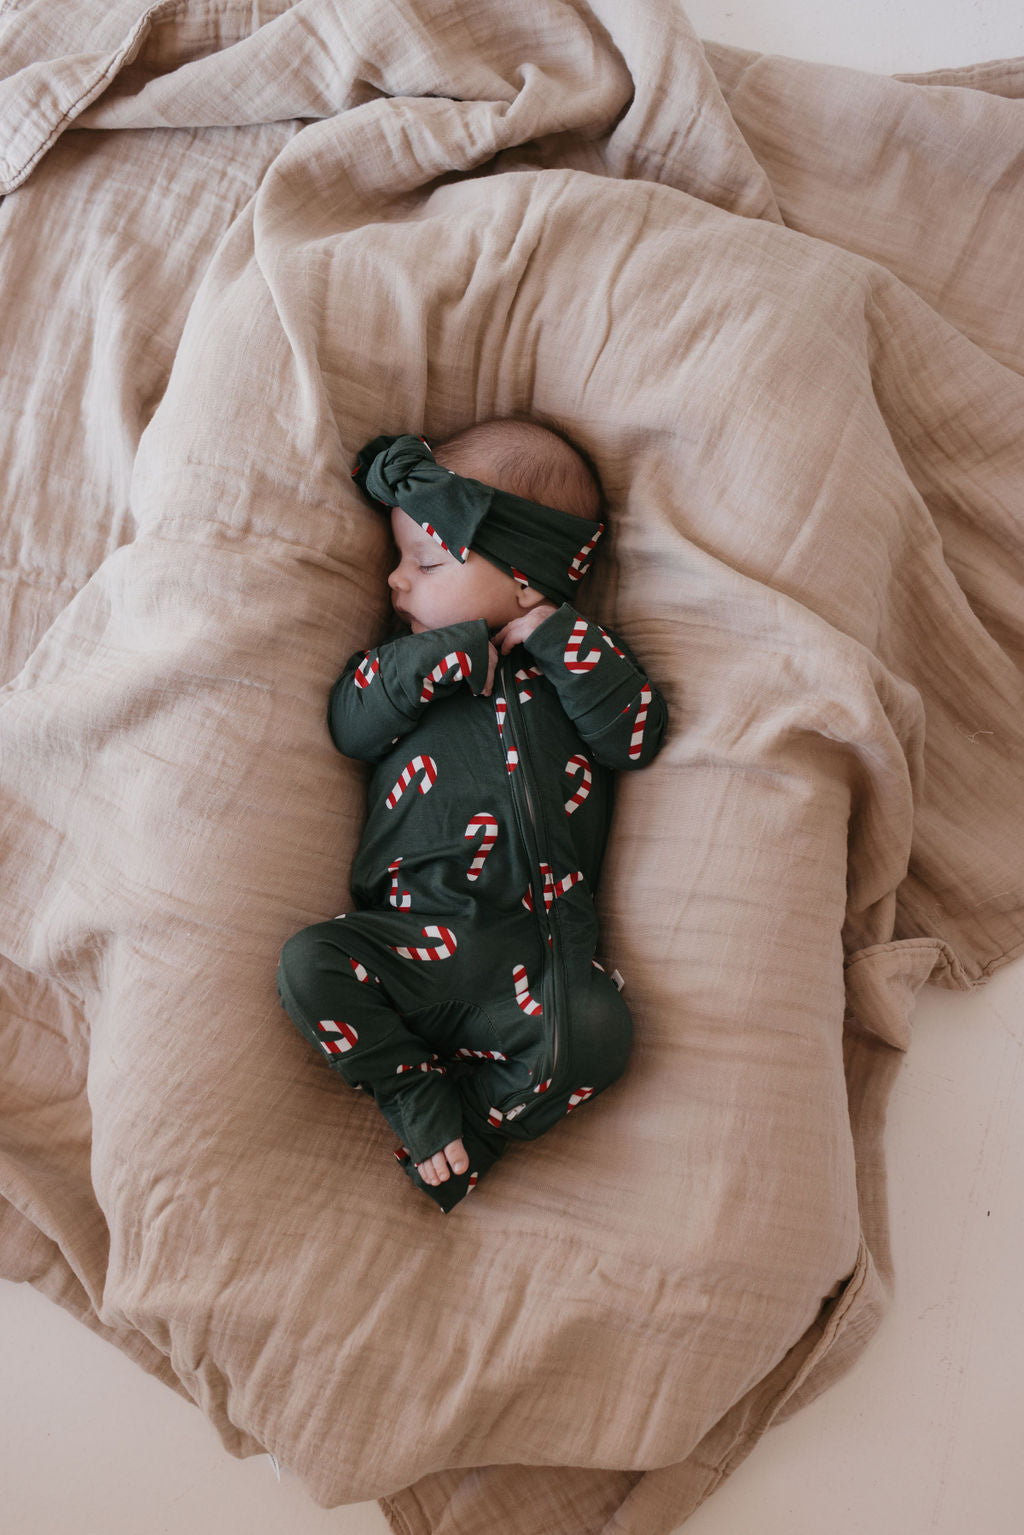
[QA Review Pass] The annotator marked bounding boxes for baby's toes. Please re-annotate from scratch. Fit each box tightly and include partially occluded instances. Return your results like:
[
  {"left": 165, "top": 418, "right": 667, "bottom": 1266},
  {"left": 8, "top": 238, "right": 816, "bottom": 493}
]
[{"left": 445, "top": 1139, "right": 469, "bottom": 1175}]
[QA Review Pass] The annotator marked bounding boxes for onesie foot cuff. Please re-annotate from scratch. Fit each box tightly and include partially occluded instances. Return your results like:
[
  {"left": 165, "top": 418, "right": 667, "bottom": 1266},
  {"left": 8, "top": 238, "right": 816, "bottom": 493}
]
[{"left": 394, "top": 1122, "right": 506, "bottom": 1213}]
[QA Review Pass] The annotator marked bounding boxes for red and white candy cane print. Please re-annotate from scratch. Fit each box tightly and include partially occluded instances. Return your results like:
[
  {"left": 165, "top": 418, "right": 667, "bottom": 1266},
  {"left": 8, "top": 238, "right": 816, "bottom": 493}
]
[
  {"left": 515, "top": 663, "right": 542, "bottom": 701},
  {"left": 564, "top": 752, "right": 592, "bottom": 815},
  {"left": 395, "top": 1055, "right": 446, "bottom": 1075},
  {"left": 420, "top": 521, "right": 469, "bottom": 562},
  {"left": 354, "top": 651, "right": 380, "bottom": 689},
  {"left": 316, "top": 1019, "right": 358, "bottom": 1056},
  {"left": 599, "top": 626, "right": 625, "bottom": 658},
  {"left": 391, "top": 925, "right": 457, "bottom": 961},
  {"left": 454, "top": 1046, "right": 509, "bottom": 1061},
  {"left": 622, "top": 683, "right": 652, "bottom": 761},
  {"left": 348, "top": 957, "right": 379, "bottom": 985},
  {"left": 563, "top": 616, "right": 602, "bottom": 673},
  {"left": 386, "top": 753, "right": 437, "bottom": 808},
  {"left": 522, "top": 862, "right": 554, "bottom": 913},
  {"left": 512, "top": 962, "right": 543, "bottom": 1016},
  {"left": 387, "top": 857, "right": 411, "bottom": 910},
  {"left": 419, "top": 649, "right": 471, "bottom": 703},
  {"left": 533, "top": 1076, "right": 552, "bottom": 1094},
  {"left": 511, "top": 567, "right": 531, "bottom": 589},
  {"left": 522, "top": 864, "right": 583, "bottom": 913},
  {"left": 567, "top": 525, "right": 603, "bottom": 582},
  {"left": 464, "top": 813, "right": 498, "bottom": 880},
  {"left": 565, "top": 1085, "right": 595, "bottom": 1114},
  {"left": 494, "top": 695, "right": 518, "bottom": 773}
]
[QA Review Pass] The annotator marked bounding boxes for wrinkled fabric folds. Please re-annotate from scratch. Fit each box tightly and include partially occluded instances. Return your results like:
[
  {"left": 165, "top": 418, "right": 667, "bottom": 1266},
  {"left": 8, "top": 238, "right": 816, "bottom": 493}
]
[{"left": 1, "top": 4, "right": 1023, "bottom": 1535}]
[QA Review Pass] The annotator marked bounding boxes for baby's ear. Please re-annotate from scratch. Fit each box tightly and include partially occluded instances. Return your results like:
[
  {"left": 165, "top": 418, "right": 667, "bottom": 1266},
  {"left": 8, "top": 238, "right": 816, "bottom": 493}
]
[{"left": 515, "top": 582, "right": 549, "bottom": 611}]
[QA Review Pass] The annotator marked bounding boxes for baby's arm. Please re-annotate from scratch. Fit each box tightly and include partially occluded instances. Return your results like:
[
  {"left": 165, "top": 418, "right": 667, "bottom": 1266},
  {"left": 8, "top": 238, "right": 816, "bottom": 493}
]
[
  {"left": 328, "top": 620, "right": 492, "bottom": 762},
  {"left": 516, "top": 603, "right": 668, "bottom": 770}
]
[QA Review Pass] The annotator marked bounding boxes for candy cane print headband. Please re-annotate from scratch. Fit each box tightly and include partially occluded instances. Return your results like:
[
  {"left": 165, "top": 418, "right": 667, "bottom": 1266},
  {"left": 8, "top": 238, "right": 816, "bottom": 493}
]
[{"left": 352, "top": 433, "right": 605, "bottom": 607}]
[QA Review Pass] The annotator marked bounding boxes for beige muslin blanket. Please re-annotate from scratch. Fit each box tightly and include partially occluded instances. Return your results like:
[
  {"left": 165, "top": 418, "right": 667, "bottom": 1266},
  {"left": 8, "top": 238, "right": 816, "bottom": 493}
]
[{"left": 1, "top": 3, "right": 1022, "bottom": 1532}]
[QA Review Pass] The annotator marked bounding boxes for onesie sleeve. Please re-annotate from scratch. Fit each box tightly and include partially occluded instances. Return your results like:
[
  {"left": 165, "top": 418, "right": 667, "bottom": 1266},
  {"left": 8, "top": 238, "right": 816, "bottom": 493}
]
[
  {"left": 522, "top": 603, "right": 668, "bottom": 770},
  {"left": 328, "top": 620, "right": 491, "bottom": 763}
]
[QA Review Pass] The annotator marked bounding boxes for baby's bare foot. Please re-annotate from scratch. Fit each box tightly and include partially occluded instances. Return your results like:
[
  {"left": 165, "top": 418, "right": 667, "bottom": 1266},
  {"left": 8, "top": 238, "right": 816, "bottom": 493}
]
[{"left": 417, "top": 1137, "right": 469, "bottom": 1186}]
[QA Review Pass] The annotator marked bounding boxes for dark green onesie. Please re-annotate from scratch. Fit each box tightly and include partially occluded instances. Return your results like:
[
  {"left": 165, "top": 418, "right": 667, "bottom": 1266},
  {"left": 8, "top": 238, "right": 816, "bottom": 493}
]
[{"left": 278, "top": 603, "right": 667, "bottom": 1211}]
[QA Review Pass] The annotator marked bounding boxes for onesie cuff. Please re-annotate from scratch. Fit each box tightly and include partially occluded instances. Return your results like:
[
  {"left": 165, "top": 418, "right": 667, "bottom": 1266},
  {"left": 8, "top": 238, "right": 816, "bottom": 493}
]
[
  {"left": 389, "top": 618, "right": 492, "bottom": 711},
  {"left": 523, "top": 602, "right": 643, "bottom": 730},
  {"left": 522, "top": 600, "right": 579, "bottom": 658},
  {"left": 394, "top": 1117, "right": 508, "bottom": 1213}
]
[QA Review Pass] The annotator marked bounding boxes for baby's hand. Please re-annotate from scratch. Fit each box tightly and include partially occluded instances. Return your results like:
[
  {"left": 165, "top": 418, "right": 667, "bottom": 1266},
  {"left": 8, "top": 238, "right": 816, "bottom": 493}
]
[
  {"left": 493, "top": 604, "right": 557, "bottom": 655},
  {"left": 417, "top": 1138, "right": 469, "bottom": 1186}
]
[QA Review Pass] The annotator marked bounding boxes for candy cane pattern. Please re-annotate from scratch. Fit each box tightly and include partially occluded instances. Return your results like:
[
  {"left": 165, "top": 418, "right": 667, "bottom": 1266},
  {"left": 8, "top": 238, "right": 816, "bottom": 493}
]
[
  {"left": 464, "top": 813, "right": 498, "bottom": 880},
  {"left": 511, "top": 567, "right": 530, "bottom": 589},
  {"left": 565, "top": 1086, "right": 595, "bottom": 1114},
  {"left": 513, "top": 963, "right": 543, "bottom": 1016},
  {"left": 599, "top": 626, "right": 625, "bottom": 658},
  {"left": 454, "top": 1047, "right": 509, "bottom": 1062},
  {"left": 533, "top": 1076, "right": 552, "bottom": 1094},
  {"left": 349, "top": 957, "right": 378, "bottom": 985},
  {"left": 521, "top": 864, "right": 583, "bottom": 913},
  {"left": 568, "top": 525, "right": 604, "bottom": 582},
  {"left": 522, "top": 863, "right": 554, "bottom": 913},
  {"left": 387, "top": 858, "right": 411, "bottom": 910},
  {"left": 419, "top": 521, "right": 469, "bottom": 562},
  {"left": 386, "top": 754, "right": 437, "bottom": 808},
  {"left": 564, "top": 616, "right": 602, "bottom": 673},
  {"left": 354, "top": 652, "right": 380, "bottom": 689},
  {"left": 395, "top": 1055, "right": 445, "bottom": 1075},
  {"left": 487, "top": 1107, "right": 504, "bottom": 1127},
  {"left": 494, "top": 695, "right": 518, "bottom": 773},
  {"left": 316, "top": 1020, "right": 358, "bottom": 1056},
  {"left": 391, "top": 925, "right": 457, "bottom": 961},
  {"left": 564, "top": 753, "right": 592, "bottom": 815},
  {"left": 623, "top": 683, "right": 652, "bottom": 761},
  {"left": 419, "top": 649, "right": 471, "bottom": 703},
  {"left": 515, "top": 663, "right": 542, "bottom": 701}
]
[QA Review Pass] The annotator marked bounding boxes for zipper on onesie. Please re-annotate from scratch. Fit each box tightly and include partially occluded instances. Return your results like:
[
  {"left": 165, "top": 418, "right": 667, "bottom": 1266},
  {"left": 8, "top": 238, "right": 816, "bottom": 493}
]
[{"left": 493, "top": 652, "right": 567, "bottom": 1120}]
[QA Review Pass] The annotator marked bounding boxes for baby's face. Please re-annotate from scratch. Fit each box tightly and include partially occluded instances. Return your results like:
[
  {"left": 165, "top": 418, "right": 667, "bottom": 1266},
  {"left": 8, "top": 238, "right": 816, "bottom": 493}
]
[{"left": 387, "top": 507, "right": 535, "bottom": 633}]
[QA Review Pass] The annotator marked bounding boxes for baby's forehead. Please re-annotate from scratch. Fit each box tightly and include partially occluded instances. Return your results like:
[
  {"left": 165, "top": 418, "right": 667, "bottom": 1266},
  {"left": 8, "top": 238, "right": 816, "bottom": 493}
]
[{"left": 390, "top": 506, "right": 457, "bottom": 557}]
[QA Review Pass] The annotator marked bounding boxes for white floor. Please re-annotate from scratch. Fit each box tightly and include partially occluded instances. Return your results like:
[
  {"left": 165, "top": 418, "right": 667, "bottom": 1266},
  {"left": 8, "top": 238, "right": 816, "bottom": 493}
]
[{"left": 5, "top": 4, "right": 1024, "bottom": 1533}]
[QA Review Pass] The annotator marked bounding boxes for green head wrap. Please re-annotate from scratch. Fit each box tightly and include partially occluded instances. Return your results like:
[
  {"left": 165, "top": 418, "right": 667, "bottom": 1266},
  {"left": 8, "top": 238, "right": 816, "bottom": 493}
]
[{"left": 352, "top": 434, "right": 604, "bottom": 606}]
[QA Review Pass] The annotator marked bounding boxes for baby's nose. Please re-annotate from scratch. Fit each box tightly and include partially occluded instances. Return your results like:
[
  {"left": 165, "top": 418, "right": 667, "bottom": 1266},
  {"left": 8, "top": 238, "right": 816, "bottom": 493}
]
[{"left": 387, "top": 567, "right": 407, "bottom": 591}]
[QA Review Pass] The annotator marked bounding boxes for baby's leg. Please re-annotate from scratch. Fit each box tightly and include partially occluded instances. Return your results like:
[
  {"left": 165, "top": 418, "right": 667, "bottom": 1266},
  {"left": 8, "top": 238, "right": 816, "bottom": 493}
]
[{"left": 277, "top": 920, "right": 465, "bottom": 1170}]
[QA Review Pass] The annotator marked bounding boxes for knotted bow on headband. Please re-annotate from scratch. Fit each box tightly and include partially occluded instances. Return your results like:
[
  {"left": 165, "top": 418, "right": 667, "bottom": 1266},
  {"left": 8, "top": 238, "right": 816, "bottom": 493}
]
[{"left": 352, "top": 434, "right": 604, "bottom": 607}]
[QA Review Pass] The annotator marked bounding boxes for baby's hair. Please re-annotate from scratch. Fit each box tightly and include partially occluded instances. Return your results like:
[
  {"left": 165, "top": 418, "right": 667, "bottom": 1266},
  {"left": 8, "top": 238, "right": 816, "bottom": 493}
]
[{"left": 433, "top": 417, "right": 602, "bottom": 521}]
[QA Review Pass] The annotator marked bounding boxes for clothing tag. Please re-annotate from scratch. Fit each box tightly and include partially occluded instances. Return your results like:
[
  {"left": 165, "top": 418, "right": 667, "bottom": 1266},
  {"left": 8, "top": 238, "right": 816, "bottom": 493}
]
[{"left": 610, "top": 969, "right": 625, "bottom": 991}]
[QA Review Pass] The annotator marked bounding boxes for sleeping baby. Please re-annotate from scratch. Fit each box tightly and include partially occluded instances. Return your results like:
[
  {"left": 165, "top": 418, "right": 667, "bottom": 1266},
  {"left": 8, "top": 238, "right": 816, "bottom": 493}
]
[{"left": 277, "top": 418, "right": 667, "bottom": 1211}]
